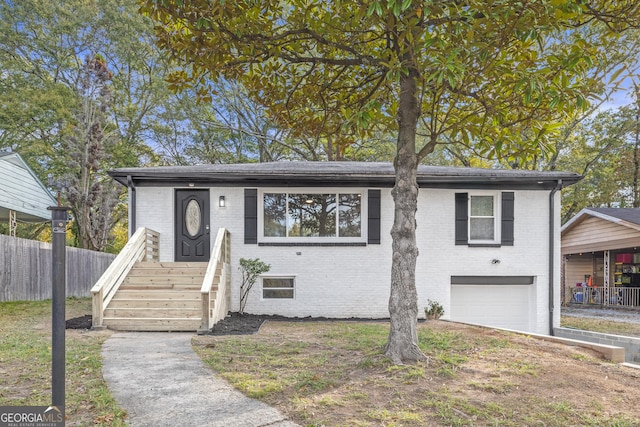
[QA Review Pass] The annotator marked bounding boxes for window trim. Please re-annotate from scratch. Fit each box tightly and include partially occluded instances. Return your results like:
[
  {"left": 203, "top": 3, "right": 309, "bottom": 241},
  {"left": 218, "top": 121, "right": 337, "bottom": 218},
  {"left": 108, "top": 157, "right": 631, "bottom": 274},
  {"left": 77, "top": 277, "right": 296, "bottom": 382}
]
[
  {"left": 468, "top": 192, "right": 501, "bottom": 244},
  {"left": 258, "top": 188, "right": 367, "bottom": 243},
  {"left": 261, "top": 275, "right": 296, "bottom": 300}
]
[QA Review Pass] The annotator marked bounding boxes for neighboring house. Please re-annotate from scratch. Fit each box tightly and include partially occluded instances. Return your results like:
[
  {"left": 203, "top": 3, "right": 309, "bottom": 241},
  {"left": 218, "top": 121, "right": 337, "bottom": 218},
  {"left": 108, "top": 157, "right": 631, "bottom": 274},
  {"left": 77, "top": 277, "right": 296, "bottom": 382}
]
[
  {"left": 561, "top": 208, "right": 640, "bottom": 308},
  {"left": 106, "top": 161, "right": 580, "bottom": 335},
  {"left": 0, "top": 152, "right": 57, "bottom": 234}
]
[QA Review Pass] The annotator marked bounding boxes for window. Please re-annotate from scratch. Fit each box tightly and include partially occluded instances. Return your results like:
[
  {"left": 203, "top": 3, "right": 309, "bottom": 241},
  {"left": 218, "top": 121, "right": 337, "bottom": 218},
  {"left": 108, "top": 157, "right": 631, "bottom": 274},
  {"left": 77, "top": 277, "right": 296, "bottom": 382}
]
[
  {"left": 245, "top": 188, "right": 381, "bottom": 245},
  {"left": 469, "top": 195, "right": 496, "bottom": 242},
  {"left": 455, "top": 192, "right": 514, "bottom": 246},
  {"left": 262, "top": 277, "right": 295, "bottom": 299},
  {"left": 262, "top": 191, "right": 362, "bottom": 239}
]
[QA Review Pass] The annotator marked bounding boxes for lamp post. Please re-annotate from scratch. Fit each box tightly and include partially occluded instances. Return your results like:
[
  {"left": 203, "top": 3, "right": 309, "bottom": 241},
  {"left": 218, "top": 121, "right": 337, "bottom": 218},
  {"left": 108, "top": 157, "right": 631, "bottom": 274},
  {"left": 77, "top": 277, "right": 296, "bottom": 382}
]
[{"left": 48, "top": 205, "right": 69, "bottom": 409}]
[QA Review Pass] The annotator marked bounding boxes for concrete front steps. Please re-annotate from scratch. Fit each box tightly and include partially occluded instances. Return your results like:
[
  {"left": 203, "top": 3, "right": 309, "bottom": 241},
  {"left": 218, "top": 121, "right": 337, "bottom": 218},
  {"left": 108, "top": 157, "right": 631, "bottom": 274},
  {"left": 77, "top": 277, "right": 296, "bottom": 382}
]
[{"left": 102, "top": 262, "right": 211, "bottom": 331}]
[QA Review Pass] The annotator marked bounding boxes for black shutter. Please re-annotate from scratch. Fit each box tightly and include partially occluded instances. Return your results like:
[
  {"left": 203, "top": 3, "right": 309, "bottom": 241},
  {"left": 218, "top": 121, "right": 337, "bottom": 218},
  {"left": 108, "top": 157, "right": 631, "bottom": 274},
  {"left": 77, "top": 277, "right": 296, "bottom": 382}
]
[
  {"left": 244, "top": 189, "right": 258, "bottom": 244},
  {"left": 501, "top": 192, "right": 515, "bottom": 246},
  {"left": 368, "top": 189, "right": 381, "bottom": 244},
  {"left": 455, "top": 193, "right": 468, "bottom": 245}
]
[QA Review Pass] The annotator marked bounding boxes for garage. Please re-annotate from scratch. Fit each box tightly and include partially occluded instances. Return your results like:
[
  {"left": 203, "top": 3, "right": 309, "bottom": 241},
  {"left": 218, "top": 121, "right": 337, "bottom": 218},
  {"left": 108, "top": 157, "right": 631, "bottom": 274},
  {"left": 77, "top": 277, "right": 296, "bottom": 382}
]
[{"left": 450, "top": 276, "right": 535, "bottom": 332}]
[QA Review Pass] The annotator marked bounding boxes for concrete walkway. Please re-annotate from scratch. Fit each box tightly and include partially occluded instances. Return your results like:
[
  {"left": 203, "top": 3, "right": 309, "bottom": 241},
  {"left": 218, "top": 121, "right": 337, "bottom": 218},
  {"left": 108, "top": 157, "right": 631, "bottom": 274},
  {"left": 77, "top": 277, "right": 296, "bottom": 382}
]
[{"left": 102, "top": 332, "right": 299, "bottom": 427}]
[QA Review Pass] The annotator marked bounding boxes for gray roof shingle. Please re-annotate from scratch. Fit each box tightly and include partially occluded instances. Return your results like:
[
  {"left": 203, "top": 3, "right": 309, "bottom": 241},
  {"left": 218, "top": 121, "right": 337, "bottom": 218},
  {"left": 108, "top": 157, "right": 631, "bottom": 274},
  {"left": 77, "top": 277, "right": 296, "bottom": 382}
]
[
  {"left": 110, "top": 161, "right": 581, "bottom": 189},
  {"left": 587, "top": 208, "right": 640, "bottom": 225}
]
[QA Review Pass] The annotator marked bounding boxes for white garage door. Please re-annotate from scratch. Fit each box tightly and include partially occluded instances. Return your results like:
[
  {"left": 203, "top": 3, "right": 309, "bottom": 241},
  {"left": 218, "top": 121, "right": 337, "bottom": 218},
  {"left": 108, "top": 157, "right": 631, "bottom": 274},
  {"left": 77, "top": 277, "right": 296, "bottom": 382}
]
[{"left": 450, "top": 276, "right": 534, "bottom": 332}]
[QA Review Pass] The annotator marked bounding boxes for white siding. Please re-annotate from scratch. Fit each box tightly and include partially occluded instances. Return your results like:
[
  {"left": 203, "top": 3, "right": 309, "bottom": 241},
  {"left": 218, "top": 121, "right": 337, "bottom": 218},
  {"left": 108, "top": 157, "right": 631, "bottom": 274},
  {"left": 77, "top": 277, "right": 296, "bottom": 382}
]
[
  {"left": 133, "top": 185, "right": 558, "bottom": 334},
  {"left": 0, "top": 154, "right": 57, "bottom": 221},
  {"left": 416, "top": 189, "right": 555, "bottom": 334}
]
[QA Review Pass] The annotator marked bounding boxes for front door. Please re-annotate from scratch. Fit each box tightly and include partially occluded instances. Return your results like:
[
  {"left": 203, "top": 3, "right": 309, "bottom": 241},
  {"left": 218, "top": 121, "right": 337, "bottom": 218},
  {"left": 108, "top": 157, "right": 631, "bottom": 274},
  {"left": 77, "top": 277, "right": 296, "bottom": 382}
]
[{"left": 175, "top": 189, "right": 210, "bottom": 262}]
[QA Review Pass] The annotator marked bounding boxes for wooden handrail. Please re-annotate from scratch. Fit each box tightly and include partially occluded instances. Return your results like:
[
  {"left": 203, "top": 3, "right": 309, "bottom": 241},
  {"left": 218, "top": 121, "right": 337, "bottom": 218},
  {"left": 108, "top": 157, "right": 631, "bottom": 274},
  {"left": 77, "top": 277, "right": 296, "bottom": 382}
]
[
  {"left": 91, "top": 228, "right": 160, "bottom": 328},
  {"left": 200, "top": 228, "right": 231, "bottom": 332}
]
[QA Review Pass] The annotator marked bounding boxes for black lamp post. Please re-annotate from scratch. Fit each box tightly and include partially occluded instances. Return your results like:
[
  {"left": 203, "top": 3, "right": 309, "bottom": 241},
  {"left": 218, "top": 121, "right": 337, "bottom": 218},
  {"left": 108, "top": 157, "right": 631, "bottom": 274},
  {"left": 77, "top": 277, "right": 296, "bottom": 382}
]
[
  {"left": 48, "top": 206, "right": 68, "bottom": 410},
  {"left": 47, "top": 175, "right": 70, "bottom": 412}
]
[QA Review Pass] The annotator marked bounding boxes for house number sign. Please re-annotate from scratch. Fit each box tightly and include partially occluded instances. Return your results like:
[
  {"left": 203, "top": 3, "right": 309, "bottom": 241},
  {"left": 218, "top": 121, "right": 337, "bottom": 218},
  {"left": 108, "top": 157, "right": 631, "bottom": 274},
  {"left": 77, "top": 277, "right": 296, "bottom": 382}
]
[{"left": 185, "top": 199, "right": 201, "bottom": 237}]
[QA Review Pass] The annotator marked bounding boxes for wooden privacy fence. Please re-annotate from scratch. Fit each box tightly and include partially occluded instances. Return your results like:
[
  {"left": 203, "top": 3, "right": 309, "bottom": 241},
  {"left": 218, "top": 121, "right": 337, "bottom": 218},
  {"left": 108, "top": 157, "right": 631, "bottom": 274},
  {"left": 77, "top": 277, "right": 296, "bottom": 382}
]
[{"left": 0, "top": 233, "right": 116, "bottom": 302}]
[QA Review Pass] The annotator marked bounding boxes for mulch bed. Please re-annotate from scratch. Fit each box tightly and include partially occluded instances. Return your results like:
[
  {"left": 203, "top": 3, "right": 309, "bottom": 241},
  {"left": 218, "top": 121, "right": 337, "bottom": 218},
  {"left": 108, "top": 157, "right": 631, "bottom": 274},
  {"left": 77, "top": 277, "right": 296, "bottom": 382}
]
[
  {"left": 207, "top": 313, "right": 389, "bottom": 335},
  {"left": 208, "top": 313, "right": 270, "bottom": 335},
  {"left": 65, "top": 312, "right": 388, "bottom": 334},
  {"left": 66, "top": 314, "right": 93, "bottom": 330}
]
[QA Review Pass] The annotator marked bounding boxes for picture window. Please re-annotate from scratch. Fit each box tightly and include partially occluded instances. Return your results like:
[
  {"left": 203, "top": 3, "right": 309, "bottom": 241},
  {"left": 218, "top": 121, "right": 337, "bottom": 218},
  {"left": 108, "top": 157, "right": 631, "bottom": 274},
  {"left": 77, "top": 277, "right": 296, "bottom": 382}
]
[{"left": 262, "top": 192, "right": 362, "bottom": 239}]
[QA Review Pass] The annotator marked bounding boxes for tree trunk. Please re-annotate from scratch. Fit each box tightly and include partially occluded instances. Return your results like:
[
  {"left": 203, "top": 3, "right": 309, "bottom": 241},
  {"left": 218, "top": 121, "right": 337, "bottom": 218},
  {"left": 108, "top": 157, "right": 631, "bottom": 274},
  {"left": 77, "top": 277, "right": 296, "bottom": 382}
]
[{"left": 384, "top": 65, "right": 427, "bottom": 364}]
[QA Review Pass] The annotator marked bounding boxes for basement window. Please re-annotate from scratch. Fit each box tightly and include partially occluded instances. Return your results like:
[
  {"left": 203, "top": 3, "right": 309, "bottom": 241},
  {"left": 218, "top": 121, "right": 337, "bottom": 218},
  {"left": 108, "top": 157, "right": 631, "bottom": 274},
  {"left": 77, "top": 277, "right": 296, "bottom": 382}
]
[{"left": 262, "top": 277, "right": 295, "bottom": 299}]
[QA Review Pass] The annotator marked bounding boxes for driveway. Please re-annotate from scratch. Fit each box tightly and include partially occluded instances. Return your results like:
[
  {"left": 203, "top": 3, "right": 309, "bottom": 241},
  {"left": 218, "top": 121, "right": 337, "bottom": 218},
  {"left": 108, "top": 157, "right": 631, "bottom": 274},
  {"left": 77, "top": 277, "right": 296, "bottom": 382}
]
[{"left": 562, "top": 305, "right": 640, "bottom": 324}]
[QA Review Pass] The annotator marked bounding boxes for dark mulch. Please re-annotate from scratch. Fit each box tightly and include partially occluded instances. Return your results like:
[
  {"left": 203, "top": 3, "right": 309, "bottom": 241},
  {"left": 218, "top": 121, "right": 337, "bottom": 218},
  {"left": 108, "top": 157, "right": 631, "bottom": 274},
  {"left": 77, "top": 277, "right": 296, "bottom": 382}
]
[
  {"left": 208, "top": 312, "right": 390, "bottom": 335},
  {"left": 208, "top": 312, "right": 332, "bottom": 335},
  {"left": 66, "top": 314, "right": 92, "bottom": 330},
  {"left": 65, "top": 313, "right": 275, "bottom": 334},
  {"left": 64, "top": 312, "right": 389, "bottom": 334},
  {"left": 208, "top": 313, "right": 270, "bottom": 335}
]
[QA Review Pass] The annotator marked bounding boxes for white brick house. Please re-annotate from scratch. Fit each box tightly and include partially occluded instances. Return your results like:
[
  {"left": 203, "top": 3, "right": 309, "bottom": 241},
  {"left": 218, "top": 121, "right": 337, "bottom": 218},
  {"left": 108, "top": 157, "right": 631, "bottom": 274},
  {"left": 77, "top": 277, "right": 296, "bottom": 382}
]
[{"left": 109, "top": 162, "right": 580, "bottom": 334}]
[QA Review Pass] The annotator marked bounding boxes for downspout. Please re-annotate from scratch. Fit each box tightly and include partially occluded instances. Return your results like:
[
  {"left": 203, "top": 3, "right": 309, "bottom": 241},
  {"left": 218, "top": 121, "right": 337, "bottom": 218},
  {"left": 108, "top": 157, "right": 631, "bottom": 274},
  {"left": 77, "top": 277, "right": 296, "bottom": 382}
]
[
  {"left": 127, "top": 175, "right": 136, "bottom": 236},
  {"left": 548, "top": 179, "right": 562, "bottom": 336}
]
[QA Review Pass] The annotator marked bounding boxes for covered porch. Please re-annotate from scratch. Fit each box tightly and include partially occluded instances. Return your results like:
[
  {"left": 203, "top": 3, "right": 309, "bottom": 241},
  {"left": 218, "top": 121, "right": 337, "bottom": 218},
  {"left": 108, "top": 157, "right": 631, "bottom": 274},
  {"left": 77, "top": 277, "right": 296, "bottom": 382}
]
[
  {"left": 562, "top": 208, "right": 640, "bottom": 309},
  {"left": 564, "top": 251, "right": 640, "bottom": 307}
]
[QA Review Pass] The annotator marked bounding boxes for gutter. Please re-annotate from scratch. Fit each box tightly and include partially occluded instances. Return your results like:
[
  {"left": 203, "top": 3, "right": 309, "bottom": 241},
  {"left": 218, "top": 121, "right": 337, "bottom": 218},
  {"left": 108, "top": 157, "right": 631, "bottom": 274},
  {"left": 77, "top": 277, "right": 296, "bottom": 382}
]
[
  {"left": 127, "top": 175, "right": 136, "bottom": 235},
  {"left": 549, "top": 179, "right": 563, "bottom": 336}
]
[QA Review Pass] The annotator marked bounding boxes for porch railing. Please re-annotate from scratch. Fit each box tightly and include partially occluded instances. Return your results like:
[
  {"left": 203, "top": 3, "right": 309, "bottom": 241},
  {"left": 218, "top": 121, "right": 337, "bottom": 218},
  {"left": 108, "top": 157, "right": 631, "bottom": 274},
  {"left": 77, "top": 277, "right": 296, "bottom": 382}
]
[
  {"left": 199, "top": 228, "right": 231, "bottom": 333},
  {"left": 91, "top": 227, "right": 160, "bottom": 328},
  {"left": 570, "top": 286, "right": 640, "bottom": 308}
]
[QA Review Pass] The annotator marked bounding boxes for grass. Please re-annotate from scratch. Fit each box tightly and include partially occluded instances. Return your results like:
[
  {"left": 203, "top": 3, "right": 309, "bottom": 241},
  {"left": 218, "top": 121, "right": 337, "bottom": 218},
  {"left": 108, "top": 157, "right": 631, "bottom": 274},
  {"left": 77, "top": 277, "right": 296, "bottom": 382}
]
[
  {"left": 561, "top": 315, "right": 640, "bottom": 337},
  {"left": 0, "top": 298, "right": 127, "bottom": 426},
  {"left": 3, "top": 299, "right": 639, "bottom": 426},
  {"left": 193, "top": 319, "right": 640, "bottom": 426}
]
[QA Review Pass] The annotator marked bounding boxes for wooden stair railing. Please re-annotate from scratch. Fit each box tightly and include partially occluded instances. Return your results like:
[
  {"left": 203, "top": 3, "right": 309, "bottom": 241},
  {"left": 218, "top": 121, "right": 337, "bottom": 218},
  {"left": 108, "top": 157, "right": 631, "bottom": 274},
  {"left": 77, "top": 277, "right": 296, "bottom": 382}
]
[
  {"left": 199, "top": 228, "right": 231, "bottom": 333},
  {"left": 91, "top": 228, "right": 160, "bottom": 328}
]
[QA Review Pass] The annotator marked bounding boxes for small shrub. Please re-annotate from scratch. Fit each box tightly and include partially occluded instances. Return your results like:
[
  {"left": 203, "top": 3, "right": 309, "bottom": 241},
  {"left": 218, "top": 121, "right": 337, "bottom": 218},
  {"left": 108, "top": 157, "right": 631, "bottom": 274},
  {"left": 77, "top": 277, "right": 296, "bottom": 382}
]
[
  {"left": 239, "top": 258, "right": 270, "bottom": 314},
  {"left": 425, "top": 299, "right": 444, "bottom": 320}
]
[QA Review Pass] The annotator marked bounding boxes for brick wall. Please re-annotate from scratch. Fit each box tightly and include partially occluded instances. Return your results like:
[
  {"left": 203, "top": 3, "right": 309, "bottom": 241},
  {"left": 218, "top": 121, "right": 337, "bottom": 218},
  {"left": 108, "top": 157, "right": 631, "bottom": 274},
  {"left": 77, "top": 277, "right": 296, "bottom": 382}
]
[{"left": 133, "top": 186, "right": 558, "bottom": 334}]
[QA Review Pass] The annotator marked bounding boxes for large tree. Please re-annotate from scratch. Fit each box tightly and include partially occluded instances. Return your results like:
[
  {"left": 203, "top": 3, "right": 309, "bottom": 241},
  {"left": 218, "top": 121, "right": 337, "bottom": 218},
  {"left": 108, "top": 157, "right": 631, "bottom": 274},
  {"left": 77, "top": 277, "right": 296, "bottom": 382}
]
[
  {"left": 0, "top": 0, "right": 169, "bottom": 246},
  {"left": 142, "top": 0, "right": 640, "bottom": 363}
]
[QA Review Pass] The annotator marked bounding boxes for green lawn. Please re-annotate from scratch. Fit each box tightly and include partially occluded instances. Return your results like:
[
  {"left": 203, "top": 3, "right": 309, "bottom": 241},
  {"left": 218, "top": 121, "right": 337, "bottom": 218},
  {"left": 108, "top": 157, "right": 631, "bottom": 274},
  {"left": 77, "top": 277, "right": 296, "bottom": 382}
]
[{"left": 0, "top": 298, "right": 127, "bottom": 426}]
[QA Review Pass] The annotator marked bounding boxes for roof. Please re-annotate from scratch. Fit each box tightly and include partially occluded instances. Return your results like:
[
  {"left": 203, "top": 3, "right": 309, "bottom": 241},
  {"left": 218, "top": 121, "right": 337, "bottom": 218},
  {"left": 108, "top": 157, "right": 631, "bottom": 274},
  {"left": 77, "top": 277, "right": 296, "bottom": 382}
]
[
  {"left": 109, "top": 161, "right": 582, "bottom": 190},
  {"left": 562, "top": 207, "right": 640, "bottom": 234},
  {"left": 0, "top": 152, "right": 58, "bottom": 222}
]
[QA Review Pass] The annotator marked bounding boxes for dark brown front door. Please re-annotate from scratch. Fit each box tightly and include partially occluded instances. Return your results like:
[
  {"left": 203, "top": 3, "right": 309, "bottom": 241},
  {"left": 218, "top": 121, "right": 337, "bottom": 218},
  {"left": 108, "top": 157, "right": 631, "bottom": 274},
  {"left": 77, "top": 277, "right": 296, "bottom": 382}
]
[{"left": 175, "top": 189, "right": 210, "bottom": 262}]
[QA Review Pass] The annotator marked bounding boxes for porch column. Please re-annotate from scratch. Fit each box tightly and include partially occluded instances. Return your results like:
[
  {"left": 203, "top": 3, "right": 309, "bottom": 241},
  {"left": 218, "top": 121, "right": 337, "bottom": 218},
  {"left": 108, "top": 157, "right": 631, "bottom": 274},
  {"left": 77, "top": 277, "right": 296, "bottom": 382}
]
[
  {"left": 9, "top": 209, "right": 16, "bottom": 237},
  {"left": 603, "top": 250, "right": 610, "bottom": 306}
]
